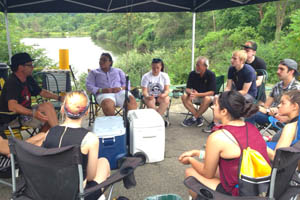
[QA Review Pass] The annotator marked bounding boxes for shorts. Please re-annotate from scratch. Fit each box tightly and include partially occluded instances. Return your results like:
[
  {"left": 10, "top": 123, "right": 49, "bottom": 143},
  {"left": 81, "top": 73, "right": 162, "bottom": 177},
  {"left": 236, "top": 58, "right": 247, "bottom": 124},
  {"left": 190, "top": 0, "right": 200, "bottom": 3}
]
[
  {"left": 216, "top": 183, "right": 231, "bottom": 195},
  {"left": 8, "top": 105, "right": 44, "bottom": 129},
  {"left": 96, "top": 90, "right": 133, "bottom": 107},
  {"left": 192, "top": 96, "right": 214, "bottom": 104},
  {"left": 85, "top": 180, "right": 102, "bottom": 200}
]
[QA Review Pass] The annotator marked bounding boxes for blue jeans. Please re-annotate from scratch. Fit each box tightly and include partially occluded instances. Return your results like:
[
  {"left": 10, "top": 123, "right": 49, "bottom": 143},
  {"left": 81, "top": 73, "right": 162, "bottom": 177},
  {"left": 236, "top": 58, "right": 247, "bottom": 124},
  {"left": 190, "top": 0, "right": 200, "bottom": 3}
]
[{"left": 245, "top": 111, "right": 269, "bottom": 125}]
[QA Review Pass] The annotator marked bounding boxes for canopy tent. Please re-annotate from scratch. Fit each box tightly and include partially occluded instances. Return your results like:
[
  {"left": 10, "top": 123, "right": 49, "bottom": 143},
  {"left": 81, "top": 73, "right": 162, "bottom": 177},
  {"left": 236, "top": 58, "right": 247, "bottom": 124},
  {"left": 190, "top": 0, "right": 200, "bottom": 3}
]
[
  {"left": 1, "top": 0, "right": 279, "bottom": 68},
  {"left": 1, "top": 0, "right": 276, "bottom": 13}
]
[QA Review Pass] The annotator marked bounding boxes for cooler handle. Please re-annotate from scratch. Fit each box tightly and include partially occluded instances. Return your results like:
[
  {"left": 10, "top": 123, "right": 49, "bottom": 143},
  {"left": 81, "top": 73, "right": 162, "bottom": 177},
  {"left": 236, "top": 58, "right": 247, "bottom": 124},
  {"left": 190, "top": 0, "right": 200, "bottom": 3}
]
[{"left": 102, "top": 136, "right": 116, "bottom": 146}]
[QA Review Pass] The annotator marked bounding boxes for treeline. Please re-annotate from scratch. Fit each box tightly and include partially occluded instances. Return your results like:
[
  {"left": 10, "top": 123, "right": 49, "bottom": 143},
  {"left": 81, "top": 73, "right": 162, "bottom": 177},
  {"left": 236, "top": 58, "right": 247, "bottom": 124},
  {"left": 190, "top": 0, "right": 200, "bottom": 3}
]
[{"left": 1, "top": 0, "right": 300, "bottom": 87}]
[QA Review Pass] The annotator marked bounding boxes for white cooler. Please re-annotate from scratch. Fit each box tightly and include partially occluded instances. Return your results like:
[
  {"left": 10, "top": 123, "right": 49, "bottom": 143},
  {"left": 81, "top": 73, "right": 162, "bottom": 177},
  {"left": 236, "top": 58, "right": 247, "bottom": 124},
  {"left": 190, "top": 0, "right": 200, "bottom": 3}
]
[{"left": 128, "top": 109, "right": 165, "bottom": 163}]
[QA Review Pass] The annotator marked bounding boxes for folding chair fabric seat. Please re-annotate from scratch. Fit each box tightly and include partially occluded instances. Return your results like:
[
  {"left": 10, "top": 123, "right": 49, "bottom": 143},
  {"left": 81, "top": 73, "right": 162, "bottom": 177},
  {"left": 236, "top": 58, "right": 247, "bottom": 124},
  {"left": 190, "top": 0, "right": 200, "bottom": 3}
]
[
  {"left": 184, "top": 141, "right": 300, "bottom": 200},
  {"left": 8, "top": 137, "right": 143, "bottom": 200}
]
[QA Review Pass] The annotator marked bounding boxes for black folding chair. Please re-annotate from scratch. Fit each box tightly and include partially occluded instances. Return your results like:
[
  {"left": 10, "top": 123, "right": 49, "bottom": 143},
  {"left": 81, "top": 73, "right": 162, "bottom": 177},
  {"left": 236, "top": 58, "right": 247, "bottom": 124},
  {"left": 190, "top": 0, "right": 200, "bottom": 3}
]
[
  {"left": 184, "top": 141, "right": 300, "bottom": 200},
  {"left": 254, "top": 69, "right": 268, "bottom": 105},
  {"left": 8, "top": 136, "right": 144, "bottom": 200}
]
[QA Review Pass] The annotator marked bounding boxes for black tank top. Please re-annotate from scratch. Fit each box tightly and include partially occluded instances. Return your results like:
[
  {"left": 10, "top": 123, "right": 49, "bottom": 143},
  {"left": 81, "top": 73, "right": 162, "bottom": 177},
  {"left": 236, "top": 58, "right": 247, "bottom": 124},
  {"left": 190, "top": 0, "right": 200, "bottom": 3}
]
[{"left": 42, "top": 126, "right": 89, "bottom": 178}]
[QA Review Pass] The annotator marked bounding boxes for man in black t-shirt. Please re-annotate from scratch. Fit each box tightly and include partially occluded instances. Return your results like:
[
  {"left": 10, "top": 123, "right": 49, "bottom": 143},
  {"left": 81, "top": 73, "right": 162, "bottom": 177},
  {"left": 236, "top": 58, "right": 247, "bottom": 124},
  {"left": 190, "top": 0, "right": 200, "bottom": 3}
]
[
  {"left": 242, "top": 41, "right": 267, "bottom": 103},
  {"left": 0, "top": 53, "right": 64, "bottom": 132},
  {"left": 181, "top": 56, "right": 216, "bottom": 127}
]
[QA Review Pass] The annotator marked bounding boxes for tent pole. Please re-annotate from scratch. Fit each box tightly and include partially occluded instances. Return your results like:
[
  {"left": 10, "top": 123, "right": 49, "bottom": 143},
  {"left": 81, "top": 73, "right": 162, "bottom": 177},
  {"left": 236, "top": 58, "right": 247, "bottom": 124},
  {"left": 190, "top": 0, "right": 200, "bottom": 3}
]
[
  {"left": 4, "top": 9, "right": 12, "bottom": 64},
  {"left": 191, "top": 12, "right": 196, "bottom": 71}
]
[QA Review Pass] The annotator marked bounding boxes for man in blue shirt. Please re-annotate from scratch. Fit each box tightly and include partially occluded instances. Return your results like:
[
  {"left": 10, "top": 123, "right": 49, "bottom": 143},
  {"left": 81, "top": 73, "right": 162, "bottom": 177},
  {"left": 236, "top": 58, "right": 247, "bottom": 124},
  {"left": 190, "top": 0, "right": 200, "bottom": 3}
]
[{"left": 225, "top": 50, "right": 257, "bottom": 101}]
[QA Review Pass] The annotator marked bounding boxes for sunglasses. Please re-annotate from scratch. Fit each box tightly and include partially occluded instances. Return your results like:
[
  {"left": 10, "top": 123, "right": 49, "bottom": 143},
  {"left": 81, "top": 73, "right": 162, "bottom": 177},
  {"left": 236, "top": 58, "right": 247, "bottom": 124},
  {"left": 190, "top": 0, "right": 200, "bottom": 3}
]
[{"left": 152, "top": 58, "right": 162, "bottom": 63}]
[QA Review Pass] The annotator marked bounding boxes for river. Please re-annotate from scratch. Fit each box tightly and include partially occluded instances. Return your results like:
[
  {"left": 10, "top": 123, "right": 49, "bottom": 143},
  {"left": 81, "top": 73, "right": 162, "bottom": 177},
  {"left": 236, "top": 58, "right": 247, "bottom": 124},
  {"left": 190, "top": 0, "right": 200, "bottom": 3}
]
[{"left": 21, "top": 37, "right": 115, "bottom": 76}]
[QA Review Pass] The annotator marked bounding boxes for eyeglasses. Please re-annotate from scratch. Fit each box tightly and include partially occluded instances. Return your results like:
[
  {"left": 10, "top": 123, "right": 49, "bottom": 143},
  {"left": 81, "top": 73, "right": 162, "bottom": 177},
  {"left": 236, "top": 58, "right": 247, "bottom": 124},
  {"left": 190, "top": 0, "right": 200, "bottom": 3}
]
[{"left": 152, "top": 58, "right": 162, "bottom": 63}]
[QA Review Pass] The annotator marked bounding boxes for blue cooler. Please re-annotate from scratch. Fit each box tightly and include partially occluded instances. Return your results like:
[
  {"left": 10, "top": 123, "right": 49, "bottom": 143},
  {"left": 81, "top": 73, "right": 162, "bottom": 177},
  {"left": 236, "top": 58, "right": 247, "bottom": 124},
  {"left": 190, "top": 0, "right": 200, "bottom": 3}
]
[{"left": 92, "top": 116, "right": 127, "bottom": 169}]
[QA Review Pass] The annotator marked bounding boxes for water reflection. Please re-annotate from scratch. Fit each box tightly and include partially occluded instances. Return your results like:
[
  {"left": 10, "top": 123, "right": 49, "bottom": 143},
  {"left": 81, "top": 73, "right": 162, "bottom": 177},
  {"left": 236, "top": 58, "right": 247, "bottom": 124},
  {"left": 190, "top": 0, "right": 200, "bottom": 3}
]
[{"left": 21, "top": 37, "right": 115, "bottom": 76}]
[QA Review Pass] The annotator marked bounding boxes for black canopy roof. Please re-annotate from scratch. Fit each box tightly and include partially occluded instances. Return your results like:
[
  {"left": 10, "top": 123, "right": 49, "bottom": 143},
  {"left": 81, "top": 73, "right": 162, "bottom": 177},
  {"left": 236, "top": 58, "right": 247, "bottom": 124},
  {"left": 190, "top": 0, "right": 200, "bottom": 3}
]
[{"left": 1, "top": 0, "right": 278, "bottom": 13}]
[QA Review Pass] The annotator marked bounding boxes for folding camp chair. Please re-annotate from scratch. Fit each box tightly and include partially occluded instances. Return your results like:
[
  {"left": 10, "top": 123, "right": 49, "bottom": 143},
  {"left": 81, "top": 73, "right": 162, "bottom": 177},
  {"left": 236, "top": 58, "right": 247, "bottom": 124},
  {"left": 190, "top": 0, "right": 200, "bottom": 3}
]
[
  {"left": 183, "top": 141, "right": 300, "bottom": 200},
  {"left": 183, "top": 75, "right": 225, "bottom": 124},
  {"left": 254, "top": 69, "right": 268, "bottom": 105},
  {"left": 8, "top": 136, "right": 144, "bottom": 200}
]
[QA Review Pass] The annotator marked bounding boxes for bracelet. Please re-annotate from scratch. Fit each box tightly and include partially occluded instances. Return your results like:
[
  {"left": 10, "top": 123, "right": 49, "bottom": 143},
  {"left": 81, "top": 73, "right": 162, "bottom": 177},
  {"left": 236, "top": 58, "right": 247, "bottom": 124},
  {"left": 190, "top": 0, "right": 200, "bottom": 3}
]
[
  {"left": 199, "top": 150, "right": 205, "bottom": 160},
  {"left": 119, "top": 87, "right": 123, "bottom": 90}
]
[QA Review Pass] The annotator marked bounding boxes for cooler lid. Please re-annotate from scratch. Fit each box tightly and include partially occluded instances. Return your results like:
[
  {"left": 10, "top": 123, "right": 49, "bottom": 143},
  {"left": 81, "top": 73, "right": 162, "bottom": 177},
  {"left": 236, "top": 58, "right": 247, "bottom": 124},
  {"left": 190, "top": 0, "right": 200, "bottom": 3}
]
[
  {"left": 128, "top": 109, "right": 164, "bottom": 128},
  {"left": 92, "top": 116, "right": 126, "bottom": 137}
]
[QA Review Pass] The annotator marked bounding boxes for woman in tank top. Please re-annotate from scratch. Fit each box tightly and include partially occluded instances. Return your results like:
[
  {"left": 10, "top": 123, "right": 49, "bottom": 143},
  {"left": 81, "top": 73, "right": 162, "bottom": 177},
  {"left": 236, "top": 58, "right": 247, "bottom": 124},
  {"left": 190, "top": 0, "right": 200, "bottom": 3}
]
[
  {"left": 178, "top": 91, "right": 270, "bottom": 198},
  {"left": 267, "top": 90, "right": 300, "bottom": 161},
  {"left": 42, "top": 91, "right": 110, "bottom": 200}
]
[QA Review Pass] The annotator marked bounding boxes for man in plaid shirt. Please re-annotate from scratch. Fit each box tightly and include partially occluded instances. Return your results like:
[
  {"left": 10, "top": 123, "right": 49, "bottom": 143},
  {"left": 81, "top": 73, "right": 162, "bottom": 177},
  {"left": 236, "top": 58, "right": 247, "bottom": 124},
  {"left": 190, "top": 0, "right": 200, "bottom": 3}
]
[{"left": 246, "top": 59, "right": 300, "bottom": 125}]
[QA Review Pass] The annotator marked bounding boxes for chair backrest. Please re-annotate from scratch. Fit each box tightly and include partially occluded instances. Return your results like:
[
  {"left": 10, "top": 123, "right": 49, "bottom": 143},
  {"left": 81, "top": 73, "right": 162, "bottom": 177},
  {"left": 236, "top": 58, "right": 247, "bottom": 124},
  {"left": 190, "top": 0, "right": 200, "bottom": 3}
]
[
  {"left": 8, "top": 137, "right": 83, "bottom": 200},
  {"left": 269, "top": 141, "right": 300, "bottom": 199},
  {"left": 255, "top": 69, "right": 268, "bottom": 103},
  {"left": 215, "top": 75, "right": 225, "bottom": 95}
]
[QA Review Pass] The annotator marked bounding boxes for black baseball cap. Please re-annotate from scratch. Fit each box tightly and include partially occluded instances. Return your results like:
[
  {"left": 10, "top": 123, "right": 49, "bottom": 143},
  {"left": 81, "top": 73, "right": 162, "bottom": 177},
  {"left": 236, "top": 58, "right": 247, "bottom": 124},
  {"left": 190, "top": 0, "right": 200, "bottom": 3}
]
[
  {"left": 241, "top": 41, "right": 257, "bottom": 51},
  {"left": 10, "top": 52, "right": 34, "bottom": 68}
]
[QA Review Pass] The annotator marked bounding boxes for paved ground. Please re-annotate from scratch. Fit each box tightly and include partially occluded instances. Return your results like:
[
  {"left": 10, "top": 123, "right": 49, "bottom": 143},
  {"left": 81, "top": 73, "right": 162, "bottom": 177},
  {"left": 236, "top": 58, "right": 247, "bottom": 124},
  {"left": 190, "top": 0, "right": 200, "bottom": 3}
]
[{"left": 0, "top": 99, "right": 213, "bottom": 200}]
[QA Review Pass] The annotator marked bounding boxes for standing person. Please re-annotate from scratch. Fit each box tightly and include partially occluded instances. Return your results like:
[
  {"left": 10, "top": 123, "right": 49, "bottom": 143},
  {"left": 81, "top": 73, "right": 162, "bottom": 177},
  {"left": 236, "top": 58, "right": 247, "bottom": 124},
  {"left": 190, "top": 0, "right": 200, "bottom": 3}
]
[
  {"left": 178, "top": 91, "right": 270, "bottom": 198},
  {"left": 267, "top": 90, "right": 300, "bottom": 161},
  {"left": 141, "top": 58, "right": 170, "bottom": 126},
  {"left": 242, "top": 41, "right": 267, "bottom": 104},
  {"left": 181, "top": 56, "right": 216, "bottom": 127},
  {"left": 42, "top": 91, "right": 110, "bottom": 200},
  {"left": 0, "top": 52, "right": 62, "bottom": 132},
  {"left": 246, "top": 59, "right": 300, "bottom": 126},
  {"left": 86, "top": 52, "right": 137, "bottom": 116}
]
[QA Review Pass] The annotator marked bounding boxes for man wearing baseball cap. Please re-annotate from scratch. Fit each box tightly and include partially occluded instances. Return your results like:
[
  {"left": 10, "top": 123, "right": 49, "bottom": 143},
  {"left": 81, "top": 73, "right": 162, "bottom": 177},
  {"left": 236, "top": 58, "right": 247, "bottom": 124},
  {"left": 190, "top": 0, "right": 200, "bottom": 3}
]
[
  {"left": 242, "top": 41, "right": 267, "bottom": 104},
  {"left": 0, "top": 52, "right": 63, "bottom": 132},
  {"left": 246, "top": 58, "right": 300, "bottom": 126}
]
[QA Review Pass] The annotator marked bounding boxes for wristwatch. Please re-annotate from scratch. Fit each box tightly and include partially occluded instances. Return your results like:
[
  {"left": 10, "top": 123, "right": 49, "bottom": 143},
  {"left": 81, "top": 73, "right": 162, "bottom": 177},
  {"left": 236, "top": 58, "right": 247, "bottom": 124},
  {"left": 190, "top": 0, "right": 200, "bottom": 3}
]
[{"left": 266, "top": 108, "right": 270, "bottom": 115}]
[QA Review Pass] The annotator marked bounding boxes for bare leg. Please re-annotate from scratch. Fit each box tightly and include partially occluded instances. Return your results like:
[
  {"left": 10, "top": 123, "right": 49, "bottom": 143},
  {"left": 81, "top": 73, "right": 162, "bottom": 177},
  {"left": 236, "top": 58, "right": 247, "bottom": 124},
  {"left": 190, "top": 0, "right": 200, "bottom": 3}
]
[
  {"left": 196, "top": 96, "right": 212, "bottom": 118},
  {"left": 0, "top": 136, "right": 9, "bottom": 156},
  {"left": 143, "top": 97, "right": 156, "bottom": 110},
  {"left": 127, "top": 96, "right": 138, "bottom": 110},
  {"left": 38, "top": 102, "right": 58, "bottom": 127},
  {"left": 185, "top": 166, "right": 220, "bottom": 199},
  {"left": 181, "top": 94, "right": 198, "bottom": 118},
  {"left": 94, "top": 158, "right": 111, "bottom": 184},
  {"left": 101, "top": 99, "right": 115, "bottom": 116},
  {"left": 157, "top": 96, "right": 170, "bottom": 116}
]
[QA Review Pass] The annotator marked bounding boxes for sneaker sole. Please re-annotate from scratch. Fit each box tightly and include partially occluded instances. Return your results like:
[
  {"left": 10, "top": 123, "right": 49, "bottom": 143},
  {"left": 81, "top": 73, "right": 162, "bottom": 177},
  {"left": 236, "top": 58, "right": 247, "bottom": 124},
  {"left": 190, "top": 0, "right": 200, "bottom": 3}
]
[
  {"left": 181, "top": 122, "right": 193, "bottom": 127},
  {"left": 197, "top": 122, "right": 204, "bottom": 127},
  {"left": 202, "top": 129, "right": 212, "bottom": 133}
]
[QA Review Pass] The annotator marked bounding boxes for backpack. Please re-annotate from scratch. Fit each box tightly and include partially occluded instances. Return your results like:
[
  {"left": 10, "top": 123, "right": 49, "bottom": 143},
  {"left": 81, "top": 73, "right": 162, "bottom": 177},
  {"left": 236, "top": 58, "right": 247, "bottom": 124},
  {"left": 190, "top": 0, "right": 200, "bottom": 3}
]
[{"left": 221, "top": 124, "right": 272, "bottom": 196}]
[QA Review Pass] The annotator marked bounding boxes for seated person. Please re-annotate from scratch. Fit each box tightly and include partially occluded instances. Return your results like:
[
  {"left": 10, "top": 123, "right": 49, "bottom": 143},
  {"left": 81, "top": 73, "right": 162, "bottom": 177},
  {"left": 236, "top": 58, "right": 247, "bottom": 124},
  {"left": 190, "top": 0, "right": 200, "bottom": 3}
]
[
  {"left": 204, "top": 50, "right": 257, "bottom": 133},
  {"left": 242, "top": 41, "right": 267, "bottom": 105},
  {"left": 86, "top": 52, "right": 137, "bottom": 116},
  {"left": 246, "top": 59, "right": 300, "bottom": 126},
  {"left": 225, "top": 50, "right": 257, "bottom": 102},
  {"left": 141, "top": 58, "right": 170, "bottom": 125},
  {"left": 267, "top": 90, "right": 300, "bottom": 161},
  {"left": 0, "top": 53, "right": 63, "bottom": 132},
  {"left": 178, "top": 91, "right": 270, "bottom": 198},
  {"left": 42, "top": 91, "right": 110, "bottom": 200},
  {"left": 181, "top": 56, "right": 216, "bottom": 127}
]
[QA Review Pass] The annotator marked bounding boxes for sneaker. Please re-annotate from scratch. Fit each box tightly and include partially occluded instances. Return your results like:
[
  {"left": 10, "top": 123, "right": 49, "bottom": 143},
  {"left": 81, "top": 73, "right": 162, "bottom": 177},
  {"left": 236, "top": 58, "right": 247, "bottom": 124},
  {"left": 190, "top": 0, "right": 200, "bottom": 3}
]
[
  {"left": 164, "top": 119, "right": 170, "bottom": 127},
  {"left": 98, "top": 194, "right": 106, "bottom": 200},
  {"left": 181, "top": 117, "right": 197, "bottom": 127},
  {"left": 203, "top": 122, "right": 215, "bottom": 133},
  {"left": 196, "top": 117, "right": 204, "bottom": 127}
]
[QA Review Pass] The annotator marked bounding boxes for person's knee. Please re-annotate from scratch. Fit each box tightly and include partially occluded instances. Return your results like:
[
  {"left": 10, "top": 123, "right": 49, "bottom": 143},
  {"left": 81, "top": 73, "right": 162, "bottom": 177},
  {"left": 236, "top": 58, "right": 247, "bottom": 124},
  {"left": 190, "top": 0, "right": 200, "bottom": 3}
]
[
  {"left": 128, "top": 96, "right": 137, "bottom": 109},
  {"left": 185, "top": 167, "right": 197, "bottom": 178},
  {"left": 101, "top": 99, "right": 115, "bottom": 115},
  {"left": 202, "top": 96, "right": 212, "bottom": 105},
  {"left": 39, "top": 102, "right": 55, "bottom": 111},
  {"left": 181, "top": 94, "right": 188, "bottom": 103}
]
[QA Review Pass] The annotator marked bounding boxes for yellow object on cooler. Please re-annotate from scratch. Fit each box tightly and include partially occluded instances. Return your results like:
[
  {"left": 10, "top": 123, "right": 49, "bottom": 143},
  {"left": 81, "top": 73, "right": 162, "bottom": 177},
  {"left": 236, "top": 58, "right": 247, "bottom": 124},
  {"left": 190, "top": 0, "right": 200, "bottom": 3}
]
[{"left": 59, "top": 49, "right": 69, "bottom": 70}]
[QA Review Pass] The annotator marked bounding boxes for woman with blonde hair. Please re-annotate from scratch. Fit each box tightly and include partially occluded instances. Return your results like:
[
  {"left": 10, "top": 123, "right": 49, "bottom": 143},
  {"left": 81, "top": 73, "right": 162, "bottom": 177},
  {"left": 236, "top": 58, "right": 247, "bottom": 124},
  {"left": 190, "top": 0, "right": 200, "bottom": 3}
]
[{"left": 42, "top": 91, "right": 110, "bottom": 200}]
